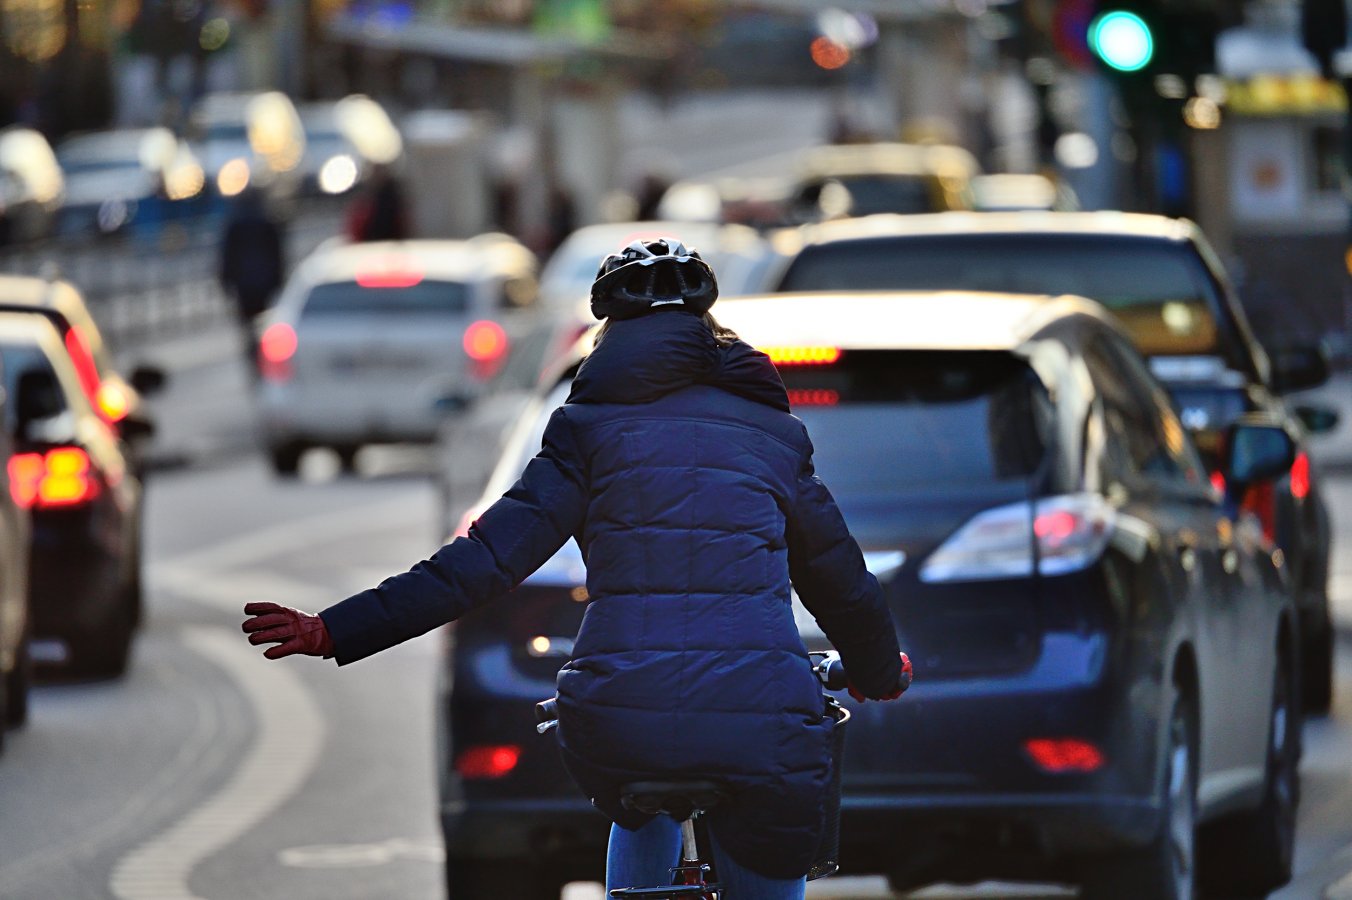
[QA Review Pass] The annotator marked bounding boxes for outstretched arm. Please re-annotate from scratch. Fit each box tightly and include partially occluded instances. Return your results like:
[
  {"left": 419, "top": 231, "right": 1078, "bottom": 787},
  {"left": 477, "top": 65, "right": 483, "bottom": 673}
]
[
  {"left": 786, "top": 437, "right": 904, "bottom": 700},
  {"left": 243, "top": 408, "right": 588, "bottom": 665}
]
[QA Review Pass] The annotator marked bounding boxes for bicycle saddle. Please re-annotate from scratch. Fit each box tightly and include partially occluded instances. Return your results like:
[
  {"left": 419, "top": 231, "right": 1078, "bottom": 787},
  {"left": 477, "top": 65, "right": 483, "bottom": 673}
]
[{"left": 619, "top": 780, "right": 727, "bottom": 821}]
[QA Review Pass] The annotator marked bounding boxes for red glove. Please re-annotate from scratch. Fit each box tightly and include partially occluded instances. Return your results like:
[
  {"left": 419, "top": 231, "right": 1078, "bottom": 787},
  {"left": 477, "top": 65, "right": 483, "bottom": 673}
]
[
  {"left": 848, "top": 652, "right": 913, "bottom": 703},
  {"left": 242, "top": 602, "right": 335, "bottom": 660}
]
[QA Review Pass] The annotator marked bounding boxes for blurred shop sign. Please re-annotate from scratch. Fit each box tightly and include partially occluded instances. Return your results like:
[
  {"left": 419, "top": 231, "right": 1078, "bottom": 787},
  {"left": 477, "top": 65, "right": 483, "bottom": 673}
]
[{"left": 1225, "top": 74, "right": 1346, "bottom": 116}]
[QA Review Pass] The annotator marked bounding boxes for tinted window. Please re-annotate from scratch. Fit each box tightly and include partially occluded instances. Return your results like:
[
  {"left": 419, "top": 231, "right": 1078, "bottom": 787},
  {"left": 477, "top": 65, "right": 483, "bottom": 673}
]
[
  {"left": 783, "top": 350, "right": 1048, "bottom": 497},
  {"left": 817, "top": 175, "right": 937, "bottom": 216},
  {"left": 1084, "top": 336, "right": 1204, "bottom": 485},
  {"left": 0, "top": 341, "right": 69, "bottom": 434},
  {"left": 301, "top": 281, "right": 470, "bottom": 318},
  {"left": 781, "top": 235, "right": 1221, "bottom": 356}
]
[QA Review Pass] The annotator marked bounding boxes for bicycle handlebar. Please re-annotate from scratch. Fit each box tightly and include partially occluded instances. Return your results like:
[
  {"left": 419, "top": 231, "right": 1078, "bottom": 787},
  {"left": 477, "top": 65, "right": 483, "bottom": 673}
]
[
  {"left": 811, "top": 650, "right": 913, "bottom": 695},
  {"left": 535, "top": 651, "right": 911, "bottom": 735}
]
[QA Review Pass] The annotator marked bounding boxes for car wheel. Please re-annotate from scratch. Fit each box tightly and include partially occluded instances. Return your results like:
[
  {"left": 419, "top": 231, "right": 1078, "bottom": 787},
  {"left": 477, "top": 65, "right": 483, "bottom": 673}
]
[
  {"left": 269, "top": 443, "right": 304, "bottom": 477},
  {"left": 1199, "top": 650, "right": 1299, "bottom": 897},
  {"left": 444, "top": 858, "right": 562, "bottom": 900},
  {"left": 5, "top": 628, "right": 31, "bottom": 727},
  {"left": 1302, "top": 605, "right": 1333, "bottom": 714},
  {"left": 1080, "top": 687, "right": 1196, "bottom": 900},
  {"left": 71, "top": 584, "right": 137, "bottom": 679},
  {"left": 334, "top": 445, "right": 360, "bottom": 473}
]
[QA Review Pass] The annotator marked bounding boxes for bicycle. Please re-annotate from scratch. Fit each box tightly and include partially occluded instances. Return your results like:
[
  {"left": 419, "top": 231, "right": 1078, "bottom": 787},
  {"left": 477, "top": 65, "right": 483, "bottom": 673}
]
[{"left": 535, "top": 650, "right": 912, "bottom": 899}]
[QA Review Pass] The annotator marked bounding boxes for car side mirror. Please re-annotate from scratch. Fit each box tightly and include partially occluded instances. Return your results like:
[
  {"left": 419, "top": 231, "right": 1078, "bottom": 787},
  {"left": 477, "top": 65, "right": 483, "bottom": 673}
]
[
  {"left": 1224, "top": 420, "right": 1296, "bottom": 485},
  {"left": 1269, "top": 342, "right": 1329, "bottom": 393},
  {"left": 1295, "top": 404, "right": 1339, "bottom": 435},
  {"left": 15, "top": 369, "right": 66, "bottom": 440},
  {"left": 129, "top": 365, "right": 167, "bottom": 396}
]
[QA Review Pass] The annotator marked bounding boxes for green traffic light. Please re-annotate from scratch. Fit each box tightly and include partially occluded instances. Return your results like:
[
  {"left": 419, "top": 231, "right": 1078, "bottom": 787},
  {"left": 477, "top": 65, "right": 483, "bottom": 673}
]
[{"left": 1089, "top": 10, "right": 1154, "bottom": 71}]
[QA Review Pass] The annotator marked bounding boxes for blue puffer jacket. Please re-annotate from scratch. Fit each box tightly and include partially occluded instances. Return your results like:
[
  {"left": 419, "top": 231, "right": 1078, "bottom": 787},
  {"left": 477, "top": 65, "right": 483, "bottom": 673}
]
[{"left": 320, "top": 310, "right": 903, "bottom": 878}]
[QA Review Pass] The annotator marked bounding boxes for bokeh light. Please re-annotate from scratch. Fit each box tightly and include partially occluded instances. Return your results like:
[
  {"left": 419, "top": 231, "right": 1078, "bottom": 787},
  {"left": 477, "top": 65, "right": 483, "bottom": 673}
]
[{"left": 810, "top": 36, "right": 851, "bottom": 70}]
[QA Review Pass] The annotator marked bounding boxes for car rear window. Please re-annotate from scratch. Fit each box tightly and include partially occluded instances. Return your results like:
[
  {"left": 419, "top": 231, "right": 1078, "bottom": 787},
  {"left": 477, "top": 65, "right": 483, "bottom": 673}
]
[
  {"left": 779, "top": 235, "right": 1221, "bottom": 356},
  {"left": 824, "top": 174, "right": 938, "bottom": 216},
  {"left": 783, "top": 350, "right": 1048, "bottom": 497},
  {"left": 300, "top": 280, "right": 470, "bottom": 318}
]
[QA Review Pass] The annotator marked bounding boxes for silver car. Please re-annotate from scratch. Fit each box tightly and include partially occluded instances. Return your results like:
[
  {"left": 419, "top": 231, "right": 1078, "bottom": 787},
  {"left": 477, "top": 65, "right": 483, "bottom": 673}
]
[{"left": 257, "top": 235, "right": 540, "bottom": 476}]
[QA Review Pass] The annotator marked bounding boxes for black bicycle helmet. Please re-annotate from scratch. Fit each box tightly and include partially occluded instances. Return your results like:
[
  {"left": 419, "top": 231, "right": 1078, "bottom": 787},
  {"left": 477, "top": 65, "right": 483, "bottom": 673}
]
[{"left": 590, "top": 237, "right": 719, "bottom": 321}]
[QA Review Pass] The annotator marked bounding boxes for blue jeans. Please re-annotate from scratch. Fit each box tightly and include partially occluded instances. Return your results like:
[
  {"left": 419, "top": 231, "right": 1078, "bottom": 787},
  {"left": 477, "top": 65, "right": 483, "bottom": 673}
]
[{"left": 606, "top": 817, "right": 806, "bottom": 900}]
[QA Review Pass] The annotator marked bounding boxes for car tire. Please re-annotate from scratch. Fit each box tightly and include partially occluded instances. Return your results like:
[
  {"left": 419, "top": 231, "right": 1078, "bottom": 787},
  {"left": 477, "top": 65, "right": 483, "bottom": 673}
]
[
  {"left": 444, "top": 858, "right": 562, "bottom": 900},
  {"left": 1199, "top": 648, "right": 1299, "bottom": 897},
  {"left": 269, "top": 443, "right": 304, "bottom": 477},
  {"left": 1079, "top": 686, "right": 1196, "bottom": 900},
  {"left": 71, "top": 584, "right": 137, "bottom": 679},
  {"left": 334, "top": 445, "right": 360, "bottom": 473},
  {"left": 1302, "top": 605, "right": 1333, "bottom": 714},
  {"left": 5, "top": 628, "right": 31, "bottom": 727}
]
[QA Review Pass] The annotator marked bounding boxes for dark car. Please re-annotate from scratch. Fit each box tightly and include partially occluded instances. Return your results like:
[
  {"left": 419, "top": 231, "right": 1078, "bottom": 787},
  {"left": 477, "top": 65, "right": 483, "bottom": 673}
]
[
  {"left": 436, "top": 292, "right": 1300, "bottom": 900},
  {"left": 0, "top": 276, "right": 165, "bottom": 475},
  {"left": 768, "top": 211, "right": 1338, "bottom": 711},
  {"left": 0, "top": 353, "right": 31, "bottom": 749},
  {"left": 0, "top": 312, "right": 143, "bottom": 677}
]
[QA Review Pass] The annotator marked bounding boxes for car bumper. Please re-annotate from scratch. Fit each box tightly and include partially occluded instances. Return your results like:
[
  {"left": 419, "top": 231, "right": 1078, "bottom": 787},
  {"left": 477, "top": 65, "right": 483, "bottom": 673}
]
[{"left": 29, "top": 512, "right": 124, "bottom": 635}]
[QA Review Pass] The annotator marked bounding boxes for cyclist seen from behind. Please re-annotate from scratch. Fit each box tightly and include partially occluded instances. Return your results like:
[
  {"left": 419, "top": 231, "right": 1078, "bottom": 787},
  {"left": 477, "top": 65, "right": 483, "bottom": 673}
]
[{"left": 242, "top": 238, "right": 909, "bottom": 899}]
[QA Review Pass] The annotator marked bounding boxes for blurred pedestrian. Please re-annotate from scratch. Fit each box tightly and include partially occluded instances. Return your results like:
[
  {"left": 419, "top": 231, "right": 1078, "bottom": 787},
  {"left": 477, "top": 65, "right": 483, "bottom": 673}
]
[
  {"left": 241, "top": 237, "right": 909, "bottom": 899},
  {"left": 345, "top": 164, "right": 409, "bottom": 242},
  {"left": 219, "top": 187, "right": 284, "bottom": 367}
]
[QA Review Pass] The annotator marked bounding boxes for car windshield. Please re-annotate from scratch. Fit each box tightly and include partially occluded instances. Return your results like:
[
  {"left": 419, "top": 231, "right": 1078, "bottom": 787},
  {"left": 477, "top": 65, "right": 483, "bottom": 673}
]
[
  {"left": 301, "top": 280, "right": 470, "bottom": 317},
  {"left": 780, "top": 235, "right": 1221, "bottom": 356}
]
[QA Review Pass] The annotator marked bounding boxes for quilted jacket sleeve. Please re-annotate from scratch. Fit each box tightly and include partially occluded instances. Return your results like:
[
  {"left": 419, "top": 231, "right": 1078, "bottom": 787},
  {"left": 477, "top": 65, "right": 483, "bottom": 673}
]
[
  {"left": 786, "top": 431, "right": 903, "bottom": 699},
  {"left": 320, "top": 407, "right": 588, "bottom": 665}
]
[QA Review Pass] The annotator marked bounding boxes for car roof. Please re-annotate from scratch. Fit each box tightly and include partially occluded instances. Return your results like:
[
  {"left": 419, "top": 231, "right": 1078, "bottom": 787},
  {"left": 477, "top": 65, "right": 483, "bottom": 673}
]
[
  {"left": 786, "top": 211, "right": 1198, "bottom": 249},
  {"left": 0, "top": 275, "right": 84, "bottom": 319},
  {"left": 713, "top": 291, "right": 1110, "bottom": 352},
  {"left": 799, "top": 142, "right": 980, "bottom": 179},
  {"left": 297, "top": 237, "right": 535, "bottom": 287},
  {"left": 0, "top": 308, "right": 61, "bottom": 342}
]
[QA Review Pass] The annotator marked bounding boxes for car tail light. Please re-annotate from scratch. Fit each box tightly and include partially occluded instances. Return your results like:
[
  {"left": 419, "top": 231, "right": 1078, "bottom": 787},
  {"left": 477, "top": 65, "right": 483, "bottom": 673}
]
[
  {"left": 1024, "top": 738, "right": 1105, "bottom": 773},
  {"left": 95, "top": 381, "right": 131, "bottom": 423},
  {"left": 454, "top": 744, "right": 521, "bottom": 780},
  {"left": 787, "top": 389, "right": 839, "bottom": 407},
  {"left": 9, "top": 447, "right": 100, "bottom": 509},
  {"left": 259, "top": 322, "right": 298, "bottom": 383},
  {"left": 1290, "top": 451, "right": 1310, "bottom": 500},
  {"left": 762, "top": 345, "right": 841, "bottom": 365},
  {"left": 63, "top": 326, "right": 102, "bottom": 406},
  {"left": 453, "top": 503, "right": 488, "bottom": 540},
  {"left": 355, "top": 270, "right": 423, "bottom": 288},
  {"left": 919, "top": 494, "right": 1114, "bottom": 583},
  {"left": 464, "top": 320, "right": 508, "bottom": 380}
]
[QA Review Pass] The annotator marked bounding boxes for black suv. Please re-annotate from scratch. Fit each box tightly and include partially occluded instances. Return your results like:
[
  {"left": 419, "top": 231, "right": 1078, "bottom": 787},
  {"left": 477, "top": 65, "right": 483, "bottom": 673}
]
[{"left": 769, "top": 211, "right": 1338, "bottom": 710}]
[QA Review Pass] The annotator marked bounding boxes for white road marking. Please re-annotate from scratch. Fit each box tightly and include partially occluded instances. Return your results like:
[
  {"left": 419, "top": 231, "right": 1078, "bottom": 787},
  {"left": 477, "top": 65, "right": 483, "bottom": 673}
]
[
  {"left": 157, "top": 496, "right": 418, "bottom": 573},
  {"left": 151, "top": 565, "right": 333, "bottom": 614},
  {"left": 109, "top": 627, "right": 326, "bottom": 900},
  {"left": 1327, "top": 869, "right": 1352, "bottom": 899}
]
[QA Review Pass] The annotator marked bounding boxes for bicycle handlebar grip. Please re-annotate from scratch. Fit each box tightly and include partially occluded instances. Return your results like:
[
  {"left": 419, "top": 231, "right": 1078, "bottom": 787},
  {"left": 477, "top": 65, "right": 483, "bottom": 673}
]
[
  {"left": 821, "top": 658, "right": 850, "bottom": 692},
  {"left": 535, "top": 698, "right": 558, "bottom": 724}
]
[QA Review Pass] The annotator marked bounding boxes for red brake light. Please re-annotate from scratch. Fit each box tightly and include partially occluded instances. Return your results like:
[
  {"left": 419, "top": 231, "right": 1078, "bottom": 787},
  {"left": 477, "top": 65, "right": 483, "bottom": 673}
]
[
  {"left": 464, "top": 320, "right": 508, "bottom": 362},
  {"left": 63, "top": 326, "right": 102, "bottom": 405},
  {"left": 1210, "top": 470, "right": 1226, "bottom": 496},
  {"left": 453, "top": 504, "right": 487, "bottom": 539},
  {"left": 1024, "top": 738, "right": 1105, "bottom": 773},
  {"left": 355, "top": 270, "right": 423, "bottom": 288},
  {"left": 259, "top": 322, "right": 298, "bottom": 383},
  {"left": 464, "top": 320, "right": 509, "bottom": 380},
  {"left": 1033, "top": 510, "right": 1079, "bottom": 546},
  {"left": 787, "top": 389, "right": 840, "bottom": 407},
  {"left": 1290, "top": 451, "right": 1310, "bottom": 500},
  {"left": 454, "top": 744, "right": 521, "bottom": 780},
  {"left": 763, "top": 346, "right": 841, "bottom": 366},
  {"left": 8, "top": 447, "right": 99, "bottom": 509}
]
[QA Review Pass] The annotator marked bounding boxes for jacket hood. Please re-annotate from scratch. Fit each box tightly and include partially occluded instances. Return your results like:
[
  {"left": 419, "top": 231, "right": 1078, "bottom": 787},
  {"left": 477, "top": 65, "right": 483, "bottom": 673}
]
[{"left": 568, "top": 310, "right": 790, "bottom": 412}]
